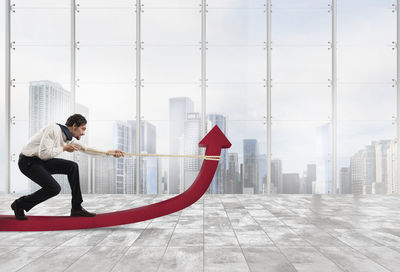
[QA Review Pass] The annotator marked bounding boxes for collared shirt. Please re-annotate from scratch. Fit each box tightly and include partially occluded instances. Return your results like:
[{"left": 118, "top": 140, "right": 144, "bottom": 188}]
[{"left": 20, "top": 123, "right": 101, "bottom": 160}]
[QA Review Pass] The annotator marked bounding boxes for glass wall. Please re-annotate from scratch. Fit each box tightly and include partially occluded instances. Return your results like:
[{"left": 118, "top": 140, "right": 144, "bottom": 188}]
[
  {"left": 0, "top": 1, "right": 6, "bottom": 193},
  {"left": 141, "top": 0, "right": 201, "bottom": 194},
  {"left": 271, "top": 1, "right": 332, "bottom": 194},
  {"left": 10, "top": 0, "right": 71, "bottom": 193},
  {"left": 75, "top": 0, "right": 136, "bottom": 194},
  {"left": 4, "top": 0, "right": 400, "bottom": 195},
  {"left": 337, "top": 0, "right": 397, "bottom": 194},
  {"left": 207, "top": 0, "right": 267, "bottom": 194}
]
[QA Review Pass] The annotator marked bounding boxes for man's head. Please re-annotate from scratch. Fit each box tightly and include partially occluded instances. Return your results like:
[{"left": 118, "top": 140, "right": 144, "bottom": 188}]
[{"left": 65, "top": 114, "right": 87, "bottom": 140}]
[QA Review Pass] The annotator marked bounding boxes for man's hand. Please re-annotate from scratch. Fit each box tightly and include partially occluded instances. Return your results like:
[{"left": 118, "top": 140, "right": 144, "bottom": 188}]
[
  {"left": 108, "top": 150, "right": 125, "bottom": 158},
  {"left": 63, "top": 144, "right": 79, "bottom": 153}
]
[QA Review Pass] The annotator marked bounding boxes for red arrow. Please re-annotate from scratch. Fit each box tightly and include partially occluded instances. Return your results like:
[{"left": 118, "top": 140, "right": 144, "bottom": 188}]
[{"left": 0, "top": 125, "right": 231, "bottom": 231}]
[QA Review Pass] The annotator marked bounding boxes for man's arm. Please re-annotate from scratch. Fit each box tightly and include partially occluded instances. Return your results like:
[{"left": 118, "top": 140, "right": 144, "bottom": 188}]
[{"left": 69, "top": 138, "right": 125, "bottom": 158}]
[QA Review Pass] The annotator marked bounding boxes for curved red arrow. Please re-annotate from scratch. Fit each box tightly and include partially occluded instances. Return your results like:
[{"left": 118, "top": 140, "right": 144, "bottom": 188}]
[{"left": 0, "top": 125, "right": 231, "bottom": 231}]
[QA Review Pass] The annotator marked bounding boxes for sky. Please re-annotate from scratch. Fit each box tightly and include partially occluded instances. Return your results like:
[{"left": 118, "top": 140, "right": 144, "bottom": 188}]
[{"left": 0, "top": 0, "right": 398, "bottom": 193}]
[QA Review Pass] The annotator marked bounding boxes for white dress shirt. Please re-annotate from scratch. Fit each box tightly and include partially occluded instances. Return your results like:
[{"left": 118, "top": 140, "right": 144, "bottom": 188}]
[{"left": 20, "top": 123, "right": 103, "bottom": 160}]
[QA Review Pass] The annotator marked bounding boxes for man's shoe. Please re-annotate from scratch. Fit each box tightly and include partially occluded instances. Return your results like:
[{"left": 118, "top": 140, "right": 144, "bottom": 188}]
[
  {"left": 70, "top": 207, "right": 96, "bottom": 217},
  {"left": 11, "top": 200, "right": 28, "bottom": 220}
]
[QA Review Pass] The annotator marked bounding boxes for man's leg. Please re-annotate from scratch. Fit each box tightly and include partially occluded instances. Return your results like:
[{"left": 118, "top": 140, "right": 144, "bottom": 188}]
[
  {"left": 43, "top": 158, "right": 83, "bottom": 210},
  {"left": 17, "top": 156, "right": 62, "bottom": 212}
]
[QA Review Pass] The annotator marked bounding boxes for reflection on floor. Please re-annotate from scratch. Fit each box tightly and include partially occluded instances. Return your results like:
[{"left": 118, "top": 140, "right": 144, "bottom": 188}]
[{"left": 0, "top": 194, "right": 399, "bottom": 272}]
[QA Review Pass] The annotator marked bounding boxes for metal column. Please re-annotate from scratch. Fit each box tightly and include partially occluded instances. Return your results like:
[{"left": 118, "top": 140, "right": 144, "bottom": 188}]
[
  {"left": 201, "top": 0, "right": 207, "bottom": 138},
  {"left": 5, "top": 0, "right": 11, "bottom": 194},
  {"left": 331, "top": 0, "right": 337, "bottom": 194},
  {"left": 71, "top": 0, "right": 76, "bottom": 114},
  {"left": 266, "top": 0, "right": 272, "bottom": 195},
  {"left": 136, "top": 0, "right": 142, "bottom": 195},
  {"left": 397, "top": 0, "right": 400, "bottom": 194}
]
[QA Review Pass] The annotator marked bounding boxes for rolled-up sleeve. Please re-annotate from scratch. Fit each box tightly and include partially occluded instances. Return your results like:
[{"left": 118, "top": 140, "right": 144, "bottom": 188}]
[{"left": 38, "top": 127, "right": 63, "bottom": 160}]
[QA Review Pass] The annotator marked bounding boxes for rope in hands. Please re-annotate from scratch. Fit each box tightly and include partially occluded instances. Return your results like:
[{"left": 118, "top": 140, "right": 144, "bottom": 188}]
[{"left": 78, "top": 147, "right": 220, "bottom": 161}]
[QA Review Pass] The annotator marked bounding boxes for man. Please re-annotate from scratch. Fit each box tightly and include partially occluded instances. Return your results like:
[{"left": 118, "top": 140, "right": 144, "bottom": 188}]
[{"left": 11, "top": 114, "right": 125, "bottom": 220}]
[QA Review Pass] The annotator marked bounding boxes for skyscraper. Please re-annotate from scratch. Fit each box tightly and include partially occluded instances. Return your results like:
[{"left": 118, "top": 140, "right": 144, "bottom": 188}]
[
  {"left": 306, "top": 164, "right": 316, "bottom": 194},
  {"left": 113, "top": 121, "right": 132, "bottom": 194},
  {"left": 374, "top": 140, "right": 391, "bottom": 194},
  {"left": 316, "top": 123, "right": 332, "bottom": 193},
  {"left": 207, "top": 114, "right": 227, "bottom": 194},
  {"left": 340, "top": 167, "right": 351, "bottom": 194},
  {"left": 29, "top": 80, "right": 72, "bottom": 194},
  {"left": 350, "top": 150, "right": 365, "bottom": 194},
  {"left": 364, "top": 144, "right": 376, "bottom": 194},
  {"left": 130, "top": 120, "right": 157, "bottom": 194},
  {"left": 29, "top": 80, "right": 72, "bottom": 137},
  {"left": 169, "top": 97, "right": 194, "bottom": 193},
  {"left": 243, "top": 139, "right": 259, "bottom": 194},
  {"left": 226, "top": 153, "right": 240, "bottom": 194},
  {"left": 271, "top": 159, "right": 282, "bottom": 193},
  {"left": 387, "top": 139, "right": 398, "bottom": 194},
  {"left": 183, "top": 112, "right": 201, "bottom": 190},
  {"left": 258, "top": 154, "right": 267, "bottom": 194}
]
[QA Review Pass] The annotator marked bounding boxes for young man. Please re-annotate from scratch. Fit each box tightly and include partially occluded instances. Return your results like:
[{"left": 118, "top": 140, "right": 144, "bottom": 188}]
[{"left": 11, "top": 114, "right": 125, "bottom": 220}]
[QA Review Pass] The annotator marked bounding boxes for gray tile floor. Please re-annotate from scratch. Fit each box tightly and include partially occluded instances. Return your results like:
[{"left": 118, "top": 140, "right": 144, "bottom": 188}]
[{"left": 0, "top": 194, "right": 400, "bottom": 271}]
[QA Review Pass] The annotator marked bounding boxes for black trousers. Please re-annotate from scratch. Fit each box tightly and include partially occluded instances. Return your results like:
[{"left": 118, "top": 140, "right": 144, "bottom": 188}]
[{"left": 17, "top": 154, "right": 83, "bottom": 212}]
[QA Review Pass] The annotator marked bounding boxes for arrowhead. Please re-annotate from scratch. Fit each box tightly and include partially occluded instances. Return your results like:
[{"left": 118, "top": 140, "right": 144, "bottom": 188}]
[{"left": 199, "top": 125, "right": 232, "bottom": 149}]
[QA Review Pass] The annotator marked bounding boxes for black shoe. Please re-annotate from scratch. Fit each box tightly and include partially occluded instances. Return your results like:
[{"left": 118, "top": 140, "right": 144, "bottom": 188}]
[
  {"left": 70, "top": 207, "right": 96, "bottom": 217},
  {"left": 11, "top": 200, "right": 28, "bottom": 220}
]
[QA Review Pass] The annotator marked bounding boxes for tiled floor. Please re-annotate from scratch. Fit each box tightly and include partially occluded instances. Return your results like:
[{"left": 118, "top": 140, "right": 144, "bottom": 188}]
[{"left": 0, "top": 194, "right": 400, "bottom": 271}]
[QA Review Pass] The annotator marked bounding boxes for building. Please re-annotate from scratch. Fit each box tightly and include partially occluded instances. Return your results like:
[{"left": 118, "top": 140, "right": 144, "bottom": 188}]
[
  {"left": 243, "top": 139, "right": 259, "bottom": 194},
  {"left": 207, "top": 114, "right": 228, "bottom": 194},
  {"left": 28, "top": 80, "right": 72, "bottom": 194},
  {"left": 340, "top": 167, "right": 351, "bottom": 194},
  {"left": 387, "top": 139, "right": 398, "bottom": 194},
  {"left": 226, "top": 153, "right": 240, "bottom": 194},
  {"left": 271, "top": 159, "right": 282, "bottom": 193},
  {"left": 169, "top": 97, "right": 194, "bottom": 193},
  {"left": 183, "top": 112, "right": 201, "bottom": 190},
  {"left": 306, "top": 164, "right": 316, "bottom": 194},
  {"left": 350, "top": 150, "right": 365, "bottom": 194},
  {"left": 374, "top": 140, "right": 391, "bottom": 194}
]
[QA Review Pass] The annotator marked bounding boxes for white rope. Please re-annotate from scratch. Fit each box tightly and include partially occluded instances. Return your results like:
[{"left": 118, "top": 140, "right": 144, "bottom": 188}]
[{"left": 79, "top": 147, "right": 220, "bottom": 161}]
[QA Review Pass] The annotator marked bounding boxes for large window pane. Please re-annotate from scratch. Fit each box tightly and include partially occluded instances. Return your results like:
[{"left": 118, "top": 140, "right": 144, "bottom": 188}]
[
  {"left": 271, "top": 46, "right": 331, "bottom": 83},
  {"left": 207, "top": 46, "right": 266, "bottom": 83},
  {"left": 76, "top": 46, "right": 135, "bottom": 83},
  {"left": 141, "top": 2, "right": 201, "bottom": 195},
  {"left": 272, "top": 85, "right": 331, "bottom": 121},
  {"left": 338, "top": 85, "right": 396, "bottom": 121},
  {"left": 271, "top": 0, "right": 330, "bottom": 9},
  {"left": 76, "top": 83, "right": 135, "bottom": 121},
  {"left": 142, "top": 9, "right": 200, "bottom": 45},
  {"left": 338, "top": 46, "right": 395, "bottom": 83},
  {"left": 77, "top": 9, "right": 135, "bottom": 45},
  {"left": 142, "top": 46, "right": 200, "bottom": 83},
  {"left": 338, "top": 121, "right": 396, "bottom": 194},
  {"left": 207, "top": 85, "right": 266, "bottom": 194},
  {"left": 338, "top": 85, "right": 396, "bottom": 194},
  {"left": 207, "top": 9, "right": 266, "bottom": 45},
  {"left": 11, "top": 9, "right": 70, "bottom": 45},
  {"left": 338, "top": 0, "right": 396, "bottom": 45},
  {"left": 11, "top": 46, "right": 70, "bottom": 84},
  {"left": 272, "top": 9, "right": 330, "bottom": 45},
  {"left": 272, "top": 121, "right": 332, "bottom": 194}
]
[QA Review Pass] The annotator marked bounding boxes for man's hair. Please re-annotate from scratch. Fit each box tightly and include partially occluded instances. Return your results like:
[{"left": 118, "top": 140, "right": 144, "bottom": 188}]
[{"left": 65, "top": 114, "right": 87, "bottom": 127}]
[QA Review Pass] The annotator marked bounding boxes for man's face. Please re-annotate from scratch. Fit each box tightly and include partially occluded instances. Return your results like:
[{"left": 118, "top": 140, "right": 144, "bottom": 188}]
[{"left": 72, "top": 124, "right": 86, "bottom": 140}]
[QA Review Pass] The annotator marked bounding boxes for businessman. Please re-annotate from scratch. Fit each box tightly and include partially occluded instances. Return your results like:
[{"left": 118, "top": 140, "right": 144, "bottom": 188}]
[{"left": 11, "top": 114, "right": 125, "bottom": 220}]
